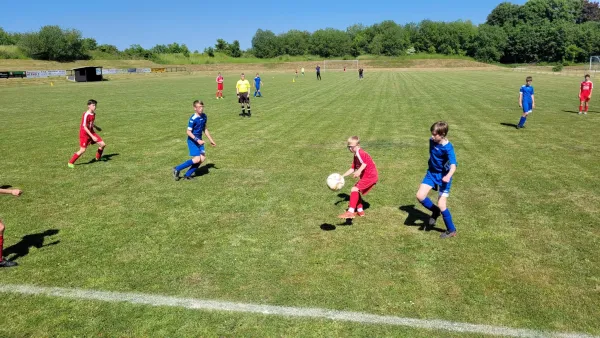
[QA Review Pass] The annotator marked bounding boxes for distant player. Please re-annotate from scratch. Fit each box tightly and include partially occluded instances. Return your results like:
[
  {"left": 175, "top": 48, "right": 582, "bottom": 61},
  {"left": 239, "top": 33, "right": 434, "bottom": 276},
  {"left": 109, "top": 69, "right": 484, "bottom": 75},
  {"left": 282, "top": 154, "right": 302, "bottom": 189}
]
[
  {"left": 216, "top": 72, "right": 224, "bottom": 99},
  {"left": 236, "top": 73, "right": 252, "bottom": 117},
  {"left": 579, "top": 74, "right": 593, "bottom": 115},
  {"left": 301, "top": 67, "right": 305, "bottom": 76},
  {"left": 517, "top": 76, "right": 535, "bottom": 129},
  {"left": 316, "top": 65, "right": 321, "bottom": 80},
  {"left": 358, "top": 68, "right": 364, "bottom": 79},
  {"left": 253, "top": 73, "right": 263, "bottom": 97},
  {"left": 295, "top": 69, "right": 299, "bottom": 78},
  {"left": 0, "top": 186, "right": 23, "bottom": 268},
  {"left": 344, "top": 66, "right": 346, "bottom": 72},
  {"left": 415, "top": 121, "right": 458, "bottom": 239},
  {"left": 338, "top": 136, "right": 378, "bottom": 219},
  {"left": 172, "top": 100, "right": 216, "bottom": 180},
  {"left": 68, "top": 99, "right": 106, "bottom": 168}
]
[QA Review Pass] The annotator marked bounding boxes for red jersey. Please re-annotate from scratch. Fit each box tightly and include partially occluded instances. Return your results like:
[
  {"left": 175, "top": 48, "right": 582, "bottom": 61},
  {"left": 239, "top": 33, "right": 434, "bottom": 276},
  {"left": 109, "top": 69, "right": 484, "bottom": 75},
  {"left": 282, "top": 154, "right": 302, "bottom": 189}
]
[
  {"left": 80, "top": 110, "right": 95, "bottom": 135},
  {"left": 352, "top": 148, "right": 378, "bottom": 181},
  {"left": 216, "top": 76, "right": 224, "bottom": 84},
  {"left": 581, "top": 81, "right": 593, "bottom": 96}
]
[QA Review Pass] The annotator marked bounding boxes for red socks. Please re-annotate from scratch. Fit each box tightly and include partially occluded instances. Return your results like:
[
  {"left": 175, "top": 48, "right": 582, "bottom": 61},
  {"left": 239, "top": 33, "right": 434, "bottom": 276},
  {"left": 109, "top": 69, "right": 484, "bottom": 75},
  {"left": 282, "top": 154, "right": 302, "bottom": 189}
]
[
  {"left": 357, "top": 196, "right": 364, "bottom": 211},
  {"left": 0, "top": 234, "right": 4, "bottom": 259},
  {"left": 69, "top": 153, "right": 80, "bottom": 164},
  {"left": 579, "top": 105, "right": 583, "bottom": 112},
  {"left": 96, "top": 148, "right": 104, "bottom": 160},
  {"left": 348, "top": 191, "right": 360, "bottom": 212},
  {"left": 585, "top": 106, "right": 589, "bottom": 113}
]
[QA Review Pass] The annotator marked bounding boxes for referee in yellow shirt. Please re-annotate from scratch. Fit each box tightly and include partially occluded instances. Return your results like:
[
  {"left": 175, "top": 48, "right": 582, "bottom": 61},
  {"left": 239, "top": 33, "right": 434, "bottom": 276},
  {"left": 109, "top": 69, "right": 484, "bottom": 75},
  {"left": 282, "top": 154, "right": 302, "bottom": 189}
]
[{"left": 236, "top": 73, "right": 251, "bottom": 117}]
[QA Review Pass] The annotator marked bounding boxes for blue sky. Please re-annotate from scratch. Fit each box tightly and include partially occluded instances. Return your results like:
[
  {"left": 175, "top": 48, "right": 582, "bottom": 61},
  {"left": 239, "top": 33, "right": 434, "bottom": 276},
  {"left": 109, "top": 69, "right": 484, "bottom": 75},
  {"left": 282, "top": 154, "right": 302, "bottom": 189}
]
[{"left": 3, "top": 0, "right": 526, "bottom": 51}]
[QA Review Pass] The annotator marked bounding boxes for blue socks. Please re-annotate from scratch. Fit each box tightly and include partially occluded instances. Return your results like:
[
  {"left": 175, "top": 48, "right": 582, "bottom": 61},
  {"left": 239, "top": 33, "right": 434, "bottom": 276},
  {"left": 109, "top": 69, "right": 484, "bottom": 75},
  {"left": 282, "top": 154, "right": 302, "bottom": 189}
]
[
  {"left": 518, "top": 116, "right": 526, "bottom": 127},
  {"left": 419, "top": 197, "right": 435, "bottom": 211},
  {"left": 175, "top": 159, "right": 194, "bottom": 172},
  {"left": 184, "top": 163, "right": 200, "bottom": 177},
  {"left": 441, "top": 209, "right": 456, "bottom": 233}
]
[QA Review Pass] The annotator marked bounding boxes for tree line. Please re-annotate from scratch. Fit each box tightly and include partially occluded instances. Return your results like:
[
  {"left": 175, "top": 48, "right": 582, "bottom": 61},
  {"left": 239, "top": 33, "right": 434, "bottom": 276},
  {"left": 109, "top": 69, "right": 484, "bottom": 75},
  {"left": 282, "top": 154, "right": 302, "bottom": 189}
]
[{"left": 2, "top": 0, "right": 600, "bottom": 63}]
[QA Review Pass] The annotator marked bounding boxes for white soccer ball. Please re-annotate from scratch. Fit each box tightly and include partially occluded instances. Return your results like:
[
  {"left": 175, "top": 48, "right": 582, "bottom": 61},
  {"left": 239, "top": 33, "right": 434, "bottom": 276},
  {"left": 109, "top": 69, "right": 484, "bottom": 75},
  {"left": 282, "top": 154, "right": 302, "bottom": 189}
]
[{"left": 326, "top": 173, "right": 345, "bottom": 191}]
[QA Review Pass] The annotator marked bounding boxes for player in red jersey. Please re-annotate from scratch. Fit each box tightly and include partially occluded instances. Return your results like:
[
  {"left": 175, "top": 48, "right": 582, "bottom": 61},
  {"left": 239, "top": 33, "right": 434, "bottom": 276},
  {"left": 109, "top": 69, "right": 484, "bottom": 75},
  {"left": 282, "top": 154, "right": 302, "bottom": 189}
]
[
  {"left": 338, "top": 136, "right": 379, "bottom": 219},
  {"left": 0, "top": 186, "right": 22, "bottom": 268},
  {"left": 68, "top": 99, "right": 106, "bottom": 168},
  {"left": 579, "top": 74, "right": 593, "bottom": 115},
  {"left": 216, "top": 72, "right": 224, "bottom": 99}
]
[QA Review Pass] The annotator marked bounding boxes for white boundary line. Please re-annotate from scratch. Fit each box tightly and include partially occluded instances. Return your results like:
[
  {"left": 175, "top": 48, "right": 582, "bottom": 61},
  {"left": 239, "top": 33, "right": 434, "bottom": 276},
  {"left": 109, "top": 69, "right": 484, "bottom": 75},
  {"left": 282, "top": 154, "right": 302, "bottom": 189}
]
[{"left": 0, "top": 284, "right": 597, "bottom": 338}]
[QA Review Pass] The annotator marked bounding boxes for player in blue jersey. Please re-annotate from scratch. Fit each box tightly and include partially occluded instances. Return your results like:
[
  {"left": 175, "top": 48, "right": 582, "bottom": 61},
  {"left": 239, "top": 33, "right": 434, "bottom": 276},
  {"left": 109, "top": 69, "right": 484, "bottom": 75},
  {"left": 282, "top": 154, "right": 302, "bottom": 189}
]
[
  {"left": 253, "top": 73, "right": 263, "bottom": 97},
  {"left": 415, "top": 121, "right": 458, "bottom": 239},
  {"left": 517, "top": 76, "right": 535, "bottom": 129},
  {"left": 172, "top": 100, "right": 216, "bottom": 181}
]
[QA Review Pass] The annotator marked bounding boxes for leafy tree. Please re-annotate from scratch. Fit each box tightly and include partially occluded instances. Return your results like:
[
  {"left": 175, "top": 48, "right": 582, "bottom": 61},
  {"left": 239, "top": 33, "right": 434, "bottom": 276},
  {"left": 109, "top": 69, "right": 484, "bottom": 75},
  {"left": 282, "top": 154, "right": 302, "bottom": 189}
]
[
  {"left": 251, "top": 29, "right": 281, "bottom": 58},
  {"left": 18, "top": 25, "right": 86, "bottom": 61},
  {"left": 204, "top": 46, "right": 215, "bottom": 57},
  {"left": 472, "top": 24, "right": 508, "bottom": 62},
  {"left": 82, "top": 38, "right": 97, "bottom": 51},
  {"left": 215, "top": 39, "right": 229, "bottom": 53},
  {"left": 229, "top": 40, "right": 242, "bottom": 57},
  {"left": 486, "top": 2, "right": 521, "bottom": 26},
  {"left": 309, "top": 28, "right": 351, "bottom": 57},
  {"left": 580, "top": 0, "right": 600, "bottom": 22},
  {"left": 98, "top": 44, "right": 120, "bottom": 54},
  {"left": 279, "top": 30, "right": 309, "bottom": 56}
]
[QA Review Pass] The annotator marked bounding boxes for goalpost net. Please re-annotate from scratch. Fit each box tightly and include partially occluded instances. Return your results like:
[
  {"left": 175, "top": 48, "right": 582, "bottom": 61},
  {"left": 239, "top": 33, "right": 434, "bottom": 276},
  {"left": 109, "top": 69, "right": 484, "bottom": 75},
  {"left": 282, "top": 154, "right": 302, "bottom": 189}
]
[
  {"left": 323, "top": 60, "right": 359, "bottom": 71},
  {"left": 589, "top": 56, "right": 600, "bottom": 73}
]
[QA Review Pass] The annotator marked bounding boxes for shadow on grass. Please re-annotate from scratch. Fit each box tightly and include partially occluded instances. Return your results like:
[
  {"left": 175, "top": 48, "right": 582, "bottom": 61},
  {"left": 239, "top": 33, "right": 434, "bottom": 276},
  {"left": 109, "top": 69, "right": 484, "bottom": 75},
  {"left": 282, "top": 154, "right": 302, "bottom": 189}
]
[
  {"left": 562, "top": 109, "right": 598, "bottom": 114},
  {"left": 334, "top": 193, "right": 370, "bottom": 210},
  {"left": 319, "top": 218, "right": 353, "bottom": 231},
  {"left": 500, "top": 122, "right": 518, "bottom": 129},
  {"left": 4, "top": 229, "right": 60, "bottom": 262},
  {"left": 0, "top": 185, "right": 13, "bottom": 189},
  {"left": 193, "top": 163, "right": 217, "bottom": 177},
  {"left": 79, "top": 153, "right": 120, "bottom": 165},
  {"left": 399, "top": 205, "right": 445, "bottom": 233}
]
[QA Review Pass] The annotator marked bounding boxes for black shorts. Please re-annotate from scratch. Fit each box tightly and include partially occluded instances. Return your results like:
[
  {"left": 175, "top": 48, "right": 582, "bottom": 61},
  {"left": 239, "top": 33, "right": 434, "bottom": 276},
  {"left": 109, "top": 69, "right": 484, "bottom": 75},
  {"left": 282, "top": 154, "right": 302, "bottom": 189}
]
[{"left": 238, "top": 92, "right": 250, "bottom": 103}]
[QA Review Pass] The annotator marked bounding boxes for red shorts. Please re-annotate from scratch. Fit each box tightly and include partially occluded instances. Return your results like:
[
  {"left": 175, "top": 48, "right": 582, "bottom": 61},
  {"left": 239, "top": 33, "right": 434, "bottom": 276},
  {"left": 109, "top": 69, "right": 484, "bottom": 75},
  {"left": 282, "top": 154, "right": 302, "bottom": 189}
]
[
  {"left": 217, "top": 83, "right": 224, "bottom": 90},
  {"left": 355, "top": 178, "right": 377, "bottom": 195},
  {"left": 580, "top": 95, "right": 591, "bottom": 102},
  {"left": 79, "top": 133, "right": 102, "bottom": 148}
]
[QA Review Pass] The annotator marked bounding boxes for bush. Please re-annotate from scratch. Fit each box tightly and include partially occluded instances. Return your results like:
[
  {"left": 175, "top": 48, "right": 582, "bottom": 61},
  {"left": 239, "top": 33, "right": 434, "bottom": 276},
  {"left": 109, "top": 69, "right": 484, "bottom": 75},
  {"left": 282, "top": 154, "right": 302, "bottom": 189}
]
[
  {"left": 18, "top": 25, "right": 87, "bottom": 61},
  {"left": 552, "top": 64, "right": 564, "bottom": 72}
]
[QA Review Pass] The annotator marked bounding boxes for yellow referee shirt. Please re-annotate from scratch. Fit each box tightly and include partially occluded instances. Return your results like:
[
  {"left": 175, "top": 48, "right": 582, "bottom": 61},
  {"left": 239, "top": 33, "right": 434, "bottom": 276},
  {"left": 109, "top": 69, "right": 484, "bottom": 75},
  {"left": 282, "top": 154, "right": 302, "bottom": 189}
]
[{"left": 236, "top": 79, "right": 251, "bottom": 93}]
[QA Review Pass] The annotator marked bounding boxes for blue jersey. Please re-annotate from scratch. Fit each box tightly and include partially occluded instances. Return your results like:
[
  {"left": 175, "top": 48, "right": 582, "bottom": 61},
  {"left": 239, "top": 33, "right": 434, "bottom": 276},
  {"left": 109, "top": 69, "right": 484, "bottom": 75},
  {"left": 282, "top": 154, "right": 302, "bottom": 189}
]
[
  {"left": 254, "top": 76, "right": 261, "bottom": 87},
  {"left": 428, "top": 138, "right": 457, "bottom": 174},
  {"left": 520, "top": 85, "right": 534, "bottom": 103},
  {"left": 187, "top": 113, "right": 207, "bottom": 139}
]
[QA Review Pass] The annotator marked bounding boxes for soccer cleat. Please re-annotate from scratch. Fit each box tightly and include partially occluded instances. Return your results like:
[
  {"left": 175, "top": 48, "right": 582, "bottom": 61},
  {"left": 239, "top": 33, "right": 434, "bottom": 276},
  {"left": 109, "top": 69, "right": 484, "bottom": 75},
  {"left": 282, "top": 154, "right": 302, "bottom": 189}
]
[
  {"left": 440, "top": 231, "right": 457, "bottom": 239},
  {"left": 68, "top": 163, "right": 75, "bottom": 168},
  {"left": 0, "top": 259, "right": 17, "bottom": 268},
  {"left": 356, "top": 210, "right": 365, "bottom": 217},
  {"left": 429, "top": 208, "right": 441, "bottom": 226},
  {"left": 172, "top": 167, "right": 180, "bottom": 181},
  {"left": 578, "top": 112, "right": 582, "bottom": 115},
  {"left": 338, "top": 211, "right": 356, "bottom": 219},
  {"left": 584, "top": 112, "right": 588, "bottom": 115}
]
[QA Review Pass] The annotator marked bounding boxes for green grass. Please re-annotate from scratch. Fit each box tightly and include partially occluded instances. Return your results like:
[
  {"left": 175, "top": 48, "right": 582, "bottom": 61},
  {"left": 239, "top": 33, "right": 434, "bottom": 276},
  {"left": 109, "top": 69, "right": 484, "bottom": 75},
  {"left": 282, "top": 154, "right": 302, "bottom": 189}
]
[{"left": 1, "top": 70, "right": 599, "bottom": 337}]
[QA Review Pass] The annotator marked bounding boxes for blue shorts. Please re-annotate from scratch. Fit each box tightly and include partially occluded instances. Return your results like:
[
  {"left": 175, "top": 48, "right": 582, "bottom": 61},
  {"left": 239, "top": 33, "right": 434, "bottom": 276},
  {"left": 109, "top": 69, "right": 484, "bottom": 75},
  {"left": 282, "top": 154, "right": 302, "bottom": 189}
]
[
  {"left": 187, "top": 138, "right": 205, "bottom": 156},
  {"left": 255, "top": 85, "right": 260, "bottom": 90},
  {"left": 522, "top": 101, "right": 532, "bottom": 114},
  {"left": 422, "top": 171, "right": 452, "bottom": 197}
]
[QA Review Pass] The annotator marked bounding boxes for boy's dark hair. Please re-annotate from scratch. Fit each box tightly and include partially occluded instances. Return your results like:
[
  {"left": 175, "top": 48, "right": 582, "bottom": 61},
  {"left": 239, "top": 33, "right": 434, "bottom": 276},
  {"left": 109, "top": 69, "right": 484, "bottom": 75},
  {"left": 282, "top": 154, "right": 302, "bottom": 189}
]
[
  {"left": 526, "top": 76, "right": 533, "bottom": 82},
  {"left": 430, "top": 121, "right": 449, "bottom": 137},
  {"left": 193, "top": 100, "right": 204, "bottom": 107},
  {"left": 585, "top": 74, "right": 590, "bottom": 78},
  {"left": 87, "top": 99, "right": 97, "bottom": 106}
]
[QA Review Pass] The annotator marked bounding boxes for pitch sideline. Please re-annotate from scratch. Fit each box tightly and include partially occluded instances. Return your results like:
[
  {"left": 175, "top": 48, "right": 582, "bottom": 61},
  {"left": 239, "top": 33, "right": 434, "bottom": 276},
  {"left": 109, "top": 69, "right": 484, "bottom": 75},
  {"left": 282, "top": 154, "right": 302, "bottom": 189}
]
[{"left": 0, "top": 284, "right": 597, "bottom": 338}]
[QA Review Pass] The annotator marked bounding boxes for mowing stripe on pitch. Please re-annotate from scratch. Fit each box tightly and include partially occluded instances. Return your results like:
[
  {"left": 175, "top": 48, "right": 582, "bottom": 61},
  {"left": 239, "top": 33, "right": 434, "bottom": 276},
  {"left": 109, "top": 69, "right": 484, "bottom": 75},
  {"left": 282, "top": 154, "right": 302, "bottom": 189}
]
[{"left": 0, "top": 284, "right": 596, "bottom": 338}]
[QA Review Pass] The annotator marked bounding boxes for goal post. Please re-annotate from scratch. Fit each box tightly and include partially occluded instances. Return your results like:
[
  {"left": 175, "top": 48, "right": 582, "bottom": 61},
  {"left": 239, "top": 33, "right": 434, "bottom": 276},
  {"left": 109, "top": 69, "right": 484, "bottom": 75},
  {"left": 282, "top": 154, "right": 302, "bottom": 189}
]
[
  {"left": 323, "top": 60, "right": 359, "bottom": 71},
  {"left": 589, "top": 56, "right": 600, "bottom": 73}
]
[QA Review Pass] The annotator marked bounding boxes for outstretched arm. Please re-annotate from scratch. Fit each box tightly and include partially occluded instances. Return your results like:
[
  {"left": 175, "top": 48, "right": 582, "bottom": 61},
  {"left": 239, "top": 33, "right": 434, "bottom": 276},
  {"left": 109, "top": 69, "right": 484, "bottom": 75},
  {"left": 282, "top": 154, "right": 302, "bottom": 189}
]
[
  {"left": 0, "top": 188, "right": 22, "bottom": 196},
  {"left": 204, "top": 128, "right": 216, "bottom": 146}
]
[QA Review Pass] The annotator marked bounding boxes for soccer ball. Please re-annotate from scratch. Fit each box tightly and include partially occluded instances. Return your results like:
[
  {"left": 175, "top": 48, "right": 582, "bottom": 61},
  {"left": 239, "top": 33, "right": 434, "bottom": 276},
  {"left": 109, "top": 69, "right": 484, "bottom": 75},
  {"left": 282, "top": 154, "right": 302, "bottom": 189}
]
[{"left": 326, "top": 173, "right": 345, "bottom": 191}]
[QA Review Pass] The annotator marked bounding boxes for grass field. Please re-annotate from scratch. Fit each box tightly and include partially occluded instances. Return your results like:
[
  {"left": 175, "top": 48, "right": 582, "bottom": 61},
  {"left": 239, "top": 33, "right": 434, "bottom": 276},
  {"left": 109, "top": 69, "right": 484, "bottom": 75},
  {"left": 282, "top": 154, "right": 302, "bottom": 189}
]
[{"left": 1, "top": 69, "right": 599, "bottom": 337}]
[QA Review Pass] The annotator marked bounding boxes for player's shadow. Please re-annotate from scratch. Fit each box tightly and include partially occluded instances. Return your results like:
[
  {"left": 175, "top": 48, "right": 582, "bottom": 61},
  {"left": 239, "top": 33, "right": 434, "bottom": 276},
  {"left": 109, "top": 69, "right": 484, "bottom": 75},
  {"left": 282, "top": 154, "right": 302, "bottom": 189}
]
[
  {"left": 4, "top": 229, "right": 60, "bottom": 262},
  {"left": 334, "top": 193, "right": 370, "bottom": 210},
  {"left": 562, "top": 109, "right": 598, "bottom": 114},
  {"left": 319, "top": 218, "right": 353, "bottom": 231},
  {"left": 500, "top": 122, "right": 518, "bottom": 128},
  {"left": 0, "top": 185, "right": 13, "bottom": 189},
  {"left": 193, "top": 163, "right": 218, "bottom": 177},
  {"left": 399, "top": 205, "right": 445, "bottom": 232},
  {"left": 80, "top": 153, "right": 120, "bottom": 165}
]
